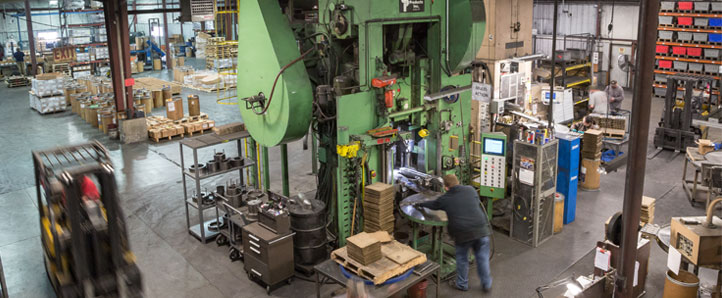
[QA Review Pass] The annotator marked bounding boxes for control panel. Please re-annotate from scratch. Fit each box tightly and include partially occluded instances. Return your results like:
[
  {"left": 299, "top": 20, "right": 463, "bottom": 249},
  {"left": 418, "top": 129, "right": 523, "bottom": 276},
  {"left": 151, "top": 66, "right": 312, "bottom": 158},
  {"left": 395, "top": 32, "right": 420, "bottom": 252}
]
[{"left": 479, "top": 132, "right": 507, "bottom": 199}]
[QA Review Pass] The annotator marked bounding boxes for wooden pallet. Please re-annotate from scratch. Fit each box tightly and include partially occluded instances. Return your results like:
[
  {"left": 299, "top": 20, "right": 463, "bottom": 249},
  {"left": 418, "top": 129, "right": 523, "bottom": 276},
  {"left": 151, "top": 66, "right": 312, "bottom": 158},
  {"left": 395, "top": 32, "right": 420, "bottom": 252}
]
[
  {"left": 601, "top": 128, "right": 626, "bottom": 139},
  {"left": 6, "top": 76, "right": 30, "bottom": 87},
  {"left": 331, "top": 238, "right": 426, "bottom": 285}
]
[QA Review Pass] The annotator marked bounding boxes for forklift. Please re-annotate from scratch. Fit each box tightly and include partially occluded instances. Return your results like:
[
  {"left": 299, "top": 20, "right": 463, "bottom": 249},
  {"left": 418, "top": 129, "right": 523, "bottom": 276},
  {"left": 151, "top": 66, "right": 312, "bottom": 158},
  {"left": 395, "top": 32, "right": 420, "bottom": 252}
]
[{"left": 32, "top": 142, "right": 142, "bottom": 298}]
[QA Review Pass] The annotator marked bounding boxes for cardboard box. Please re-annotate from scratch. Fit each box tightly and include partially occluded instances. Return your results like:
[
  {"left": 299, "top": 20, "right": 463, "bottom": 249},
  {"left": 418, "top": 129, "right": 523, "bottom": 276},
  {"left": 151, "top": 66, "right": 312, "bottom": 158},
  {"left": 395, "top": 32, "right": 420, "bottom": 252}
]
[
  {"left": 213, "top": 122, "right": 245, "bottom": 135},
  {"left": 697, "top": 139, "right": 715, "bottom": 155},
  {"left": 580, "top": 158, "right": 601, "bottom": 190},
  {"left": 670, "top": 216, "right": 722, "bottom": 266},
  {"left": 173, "top": 68, "right": 194, "bottom": 83}
]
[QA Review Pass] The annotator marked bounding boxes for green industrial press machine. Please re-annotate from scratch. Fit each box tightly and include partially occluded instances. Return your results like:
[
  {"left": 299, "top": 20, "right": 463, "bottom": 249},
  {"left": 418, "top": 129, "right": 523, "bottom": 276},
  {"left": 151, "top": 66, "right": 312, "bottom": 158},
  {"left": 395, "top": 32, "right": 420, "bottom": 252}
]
[{"left": 236, "top": 0, "right": 486, "bottom": 248}]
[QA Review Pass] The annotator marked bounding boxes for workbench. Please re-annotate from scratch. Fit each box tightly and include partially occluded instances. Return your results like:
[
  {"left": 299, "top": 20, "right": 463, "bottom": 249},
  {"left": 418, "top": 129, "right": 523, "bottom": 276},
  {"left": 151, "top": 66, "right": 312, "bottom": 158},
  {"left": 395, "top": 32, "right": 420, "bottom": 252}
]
[
  {"left": 314, "top": 259, "right": 440, "bottom": 298},
  {"left": 681, "top": 147, "right": 722, "bottom": 207},
  {"left": 601, "top": 136, "right": 628, "bottom": 172}
]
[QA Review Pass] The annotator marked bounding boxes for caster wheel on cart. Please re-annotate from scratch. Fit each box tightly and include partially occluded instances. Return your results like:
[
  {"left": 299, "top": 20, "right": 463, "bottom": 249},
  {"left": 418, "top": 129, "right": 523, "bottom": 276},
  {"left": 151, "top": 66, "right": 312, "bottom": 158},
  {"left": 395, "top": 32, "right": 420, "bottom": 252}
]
[
  {"left": 266, "top": 285, "right": 271, "bottom": 295},
  {"left": 216, "top": 235, "right": 228, "bottom": 246},
  {"left": 229, "top": 248, "right": 241, "bottom": 261},
  {"left": 287, "top": 278, "right": 293, "bottom": 285}
]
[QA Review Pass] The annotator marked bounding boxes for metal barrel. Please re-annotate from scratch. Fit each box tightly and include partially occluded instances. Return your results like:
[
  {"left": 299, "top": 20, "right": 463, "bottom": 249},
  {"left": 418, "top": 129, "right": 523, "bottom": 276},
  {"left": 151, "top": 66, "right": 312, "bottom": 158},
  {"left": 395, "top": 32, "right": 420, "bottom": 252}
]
[{"left": 288, "top": 199, "right": 327, "bottom": 265}]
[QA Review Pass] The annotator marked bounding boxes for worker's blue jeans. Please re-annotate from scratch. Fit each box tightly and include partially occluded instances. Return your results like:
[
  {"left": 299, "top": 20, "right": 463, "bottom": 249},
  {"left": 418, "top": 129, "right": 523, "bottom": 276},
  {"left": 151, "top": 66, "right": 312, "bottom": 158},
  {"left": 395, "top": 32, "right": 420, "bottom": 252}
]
[{"left": 454, "top": 236, "right": 492, "bottom": 291}]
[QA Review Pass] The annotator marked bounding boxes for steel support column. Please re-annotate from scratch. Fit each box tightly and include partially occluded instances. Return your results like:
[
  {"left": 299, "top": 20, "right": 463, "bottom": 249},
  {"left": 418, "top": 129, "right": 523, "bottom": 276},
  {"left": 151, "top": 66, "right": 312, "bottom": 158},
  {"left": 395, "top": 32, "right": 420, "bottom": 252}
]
[
  {"left": 281, "top": 144, "right": 290, "bottom": 197},
  {"left": 548, "top": 0, "right": 559, "bottom": 127},
  {"left": 23, "top": 0, "right": 37, "bottom": 76},
  {"left": 614, "top": 0, "right": 659, "bottom": 296},
  {"left": 224, "top": 0, "right": 233, "bottom": 40},
  {"left": 262, "top": 147, "right": 270, "bottom": 191},
  {"left": 103, "top": 0, "right": 134, "bottom": 116},
  {"left": 162, "top": 0, "right": 172, "bottom": 69}
]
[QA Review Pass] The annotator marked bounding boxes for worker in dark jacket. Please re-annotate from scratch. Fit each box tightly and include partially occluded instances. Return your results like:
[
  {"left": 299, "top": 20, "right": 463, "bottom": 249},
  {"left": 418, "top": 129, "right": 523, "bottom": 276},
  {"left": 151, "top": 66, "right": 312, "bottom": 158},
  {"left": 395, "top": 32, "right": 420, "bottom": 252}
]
[
  {"left": 416, "top": 174, "right": 492, "bottom": 293},
  {"left": 13, "top": 48, "right": 25, "bottom": 76}
]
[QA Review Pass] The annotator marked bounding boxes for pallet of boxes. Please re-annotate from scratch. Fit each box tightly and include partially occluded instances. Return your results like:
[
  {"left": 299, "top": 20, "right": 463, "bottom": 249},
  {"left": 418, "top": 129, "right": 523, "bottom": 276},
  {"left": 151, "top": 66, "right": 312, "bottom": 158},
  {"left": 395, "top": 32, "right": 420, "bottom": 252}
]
[
  {"left": 146, "top": 94, "right": 215, "bottom": 142},
  {"left": 331, "top": 231, "right": 427, "bottom": 285},
  {"left": 580, "top": 129, "right": 603, "bottom": 191},
  {"left": 29, "top": 73, "right": 67, "bottom": 114},
  {"left": 589, "top": 113, "right": 627, "bottom": 139}
]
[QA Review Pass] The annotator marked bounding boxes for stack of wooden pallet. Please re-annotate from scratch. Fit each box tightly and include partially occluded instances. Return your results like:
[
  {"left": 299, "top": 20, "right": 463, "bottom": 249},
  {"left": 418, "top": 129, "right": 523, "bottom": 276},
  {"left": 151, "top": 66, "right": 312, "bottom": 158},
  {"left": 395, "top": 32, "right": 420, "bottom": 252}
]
[
  {"left": 146, "top": 114, "right": 216, "bottom": 142},
  {"left": 582, "top": 129, "right": 603, "bottom": 160},
  {"left": 641, "top": 196, "right": 656, "bottom": 226},
  {"left": 134, "top": 77, "right": 182, "bottom": 95},
  {"left": 146, "top": 116, "right": 185, "bottom": 142},
  {"left": 364, "top": 183, "right": 395, "bottom": 234},
  {"left": 6, "top": 76, "right": 30, "bottom": 88},
  {"left": 331, "top": 232, "right": 427, "bottom": 285},
  {"left": 589, "top": 113, "right": 626, "bottom": 139},
  {"left": 346, "top": 232, "right": 382, "bottom": 265}
]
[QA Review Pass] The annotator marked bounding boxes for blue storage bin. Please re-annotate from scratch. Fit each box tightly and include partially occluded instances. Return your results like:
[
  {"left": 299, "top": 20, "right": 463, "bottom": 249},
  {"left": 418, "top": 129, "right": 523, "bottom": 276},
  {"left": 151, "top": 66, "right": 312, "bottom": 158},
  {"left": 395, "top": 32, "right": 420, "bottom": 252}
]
[
  {"left": 557, "top": 134, "right": 581, "bottom": 172},
  {"left": 557, "top": 168, "right": 579, "bottom": 224},
  {"left": 710, "top": 18, "right": 722, "bottom": 27},
  {"left": 709, "top": 33, "right": 722, "bottom": 42}
]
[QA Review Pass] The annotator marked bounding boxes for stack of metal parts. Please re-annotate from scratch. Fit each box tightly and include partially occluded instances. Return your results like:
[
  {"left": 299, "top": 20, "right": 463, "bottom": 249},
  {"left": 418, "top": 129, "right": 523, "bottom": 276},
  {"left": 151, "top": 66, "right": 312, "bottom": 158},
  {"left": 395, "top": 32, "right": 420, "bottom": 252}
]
[
  {"left": 581, "top": 129, "right": 603, "bottom": 160},
  {"left": 225, "top": 181, "right": 246, "bottom": 208},
  {"left": 288, "top": 197, "right": 327, "bottom": 267},
  {"left": 363, "top": 183, "right": 395, "bottom": 234},
  {"left": 346, "top": 232, "right": 382, "bottom": 266}
]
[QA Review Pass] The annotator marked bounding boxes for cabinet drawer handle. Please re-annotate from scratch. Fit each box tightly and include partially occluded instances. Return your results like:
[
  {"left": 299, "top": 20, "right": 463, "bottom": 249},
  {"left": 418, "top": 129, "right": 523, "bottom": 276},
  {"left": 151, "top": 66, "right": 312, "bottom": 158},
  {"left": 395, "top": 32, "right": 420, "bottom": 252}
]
[
  {"left": 248, "top": 234, "right": 259, "bottom": 241},
  {"left": 249, "top": 241, "right": 260, "bottom": 248},
  {"left": 251, "top": 269, "right": 262, "bottom": 277},
  {"left": 250, "top": 247, "right": 261, "bottom": 255}
]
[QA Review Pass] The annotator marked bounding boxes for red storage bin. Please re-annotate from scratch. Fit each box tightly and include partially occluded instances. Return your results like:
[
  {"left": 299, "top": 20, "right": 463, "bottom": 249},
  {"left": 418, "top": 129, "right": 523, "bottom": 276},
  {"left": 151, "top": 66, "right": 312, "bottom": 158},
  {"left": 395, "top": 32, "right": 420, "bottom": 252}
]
[
  {"left": 659, "top": 60, "right": 673, "bottom": 68},
  {"left": 687, "top": 47, "right": 703, "bottom": 56},
  {"left": 672, "top": 46, "right": 687, "bottom": 55},
  {"left": 678, "top": 17, "right": 694, "bottom": 25},
  {"left": 656, "top": 45, "right": 670, "bottom": 54},
  {"left": 678, "top": 2, "right": 694, "bottom": 10}
]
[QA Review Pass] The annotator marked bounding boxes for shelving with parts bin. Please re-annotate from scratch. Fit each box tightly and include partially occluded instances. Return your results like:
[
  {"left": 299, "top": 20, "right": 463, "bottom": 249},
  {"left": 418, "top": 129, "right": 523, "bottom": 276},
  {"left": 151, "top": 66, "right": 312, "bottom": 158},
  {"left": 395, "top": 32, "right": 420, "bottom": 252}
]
[
  {"left": 655, "top": 1, "right": 722, "bottom": 105},
  {"left": 58, "top": 9, "right": 109, "bottom": 77},
  {"left": 179, "top": 131, "right": 259, "bottom": 243}
]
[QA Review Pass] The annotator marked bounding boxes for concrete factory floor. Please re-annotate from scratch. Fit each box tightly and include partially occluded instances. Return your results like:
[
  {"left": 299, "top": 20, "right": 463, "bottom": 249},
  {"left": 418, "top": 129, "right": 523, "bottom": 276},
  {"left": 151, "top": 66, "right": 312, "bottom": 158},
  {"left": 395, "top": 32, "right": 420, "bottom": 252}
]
[{"left": 0, "top": 60, "right": 707, "bottom": 298}]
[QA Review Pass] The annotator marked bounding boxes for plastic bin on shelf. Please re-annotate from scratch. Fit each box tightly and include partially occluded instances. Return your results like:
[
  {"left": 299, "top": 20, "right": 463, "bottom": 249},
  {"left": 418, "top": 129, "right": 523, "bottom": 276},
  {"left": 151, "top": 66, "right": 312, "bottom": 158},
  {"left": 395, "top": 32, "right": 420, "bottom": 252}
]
[
  {"left": 659, "top": 30, "right": 675, "bottom": 40},
  {"left": 659, "top": 60, "right": 674, "bottom": 69},
  {"left": 710, "top": 18, "right": 722, "bottom": 27},
  {"left": 678, "top": 17, "right": 694, "bottom": 26},
  {"left": 712, "top": 2, "right": 722, "bottom": 12},
  {"left": 704, "top": 63, "right": 719, "bottom": 74},
  {"left": 661, "top": 1, "right": 676, "bottom": 10},
  {"left": 695, "top": 18, "right": 709, "bottom": 27},
  {"left": 704, "top": 48, "right": 720, "bottom": 58},
  {"left": 678, "top": 2, "right": 694, "bottom": 11},
  {"left": 674, "top": 61, "right": 689, "bottom": 71},
  {"left": 655, "top": 74, "right": 668, "bottom": 82},
  {"left": 659, "top": 16, "right": 674, "bottom": 25},
  {"left": 672, "top": 46, "right": 687, "bottom": 55},
  {"left": 678, "top": 31, "right": 693, "bottom": 41},
  {"left": 709, "top": 33, "right": 722, "bottom": 42},
  {"left": 693, "top": 32, "right": 709, "bottom": 42},
  {"left": 654, "top": 87, "right": 667, "bottom": 97},
  {"left": 695, "top": 2, "right": 711, "bottom": 11},
  {"left": 689, "top": 63, "right": 704, "bottom": 72},
  {"left": 687, "top": 47, "right": 703, "bottom": 57},
  {"left": 656, "top": 45, "right": 670, "bottom": 54}
]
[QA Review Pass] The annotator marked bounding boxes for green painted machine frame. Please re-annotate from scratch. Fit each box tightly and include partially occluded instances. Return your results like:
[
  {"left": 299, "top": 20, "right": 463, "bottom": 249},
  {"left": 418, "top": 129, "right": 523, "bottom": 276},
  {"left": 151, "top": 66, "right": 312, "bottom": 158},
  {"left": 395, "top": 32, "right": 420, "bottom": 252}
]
[{"left": 236, "top": 0, "right": 486, "bottom": 250}]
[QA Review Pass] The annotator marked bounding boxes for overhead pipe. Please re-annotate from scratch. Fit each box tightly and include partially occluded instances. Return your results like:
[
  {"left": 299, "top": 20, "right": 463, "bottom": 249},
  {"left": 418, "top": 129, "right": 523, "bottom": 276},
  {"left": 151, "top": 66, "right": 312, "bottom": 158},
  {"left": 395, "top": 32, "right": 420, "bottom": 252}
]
[{"left": 614, "top": 0, "right": 659, "bottom": 296}]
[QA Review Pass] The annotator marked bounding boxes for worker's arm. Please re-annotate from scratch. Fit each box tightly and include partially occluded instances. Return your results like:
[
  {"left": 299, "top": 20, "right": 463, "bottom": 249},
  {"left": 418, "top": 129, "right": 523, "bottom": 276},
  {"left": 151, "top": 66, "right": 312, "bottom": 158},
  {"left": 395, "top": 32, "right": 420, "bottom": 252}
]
[
  {"left": 418, "top": 196, "right": 445, "bottom": 210},
  {"left": 614, "top": 88, "right": 625, "bottom": 101}
]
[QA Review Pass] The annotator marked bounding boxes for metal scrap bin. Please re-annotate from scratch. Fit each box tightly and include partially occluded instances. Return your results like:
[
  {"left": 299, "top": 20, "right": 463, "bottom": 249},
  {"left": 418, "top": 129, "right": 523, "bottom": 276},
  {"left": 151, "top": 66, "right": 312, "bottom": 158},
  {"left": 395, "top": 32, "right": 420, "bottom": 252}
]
[
  {"left": 689, "top": 62, "right": 704, "bottom": 72},
  {"left": 677, "top": 31, "right": 693, "bottom": 41},
  {"left": 693, "top": 32, "right": 708, "bottom": 42},
  {"left": 674, "top": 61, "right": 688, "bottom": 71}
]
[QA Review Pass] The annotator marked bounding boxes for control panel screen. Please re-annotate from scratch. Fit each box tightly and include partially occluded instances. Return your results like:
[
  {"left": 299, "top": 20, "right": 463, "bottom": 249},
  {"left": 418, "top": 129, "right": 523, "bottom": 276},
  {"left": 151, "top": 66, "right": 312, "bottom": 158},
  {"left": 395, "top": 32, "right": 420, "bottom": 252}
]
[{"left": 483, "top": 138, "right": 505, "bottom": 155}]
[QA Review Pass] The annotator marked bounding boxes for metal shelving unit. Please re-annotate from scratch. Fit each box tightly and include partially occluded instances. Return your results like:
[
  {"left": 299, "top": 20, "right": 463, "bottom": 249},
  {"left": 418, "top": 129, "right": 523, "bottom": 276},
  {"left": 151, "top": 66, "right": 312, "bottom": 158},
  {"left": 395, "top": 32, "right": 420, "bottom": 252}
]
[
  {"left": 655, "top": 1, "right": 722, "bottom": 102},
  {"left": 179, "top": 131, "right": 258, "bottom": 243}
]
